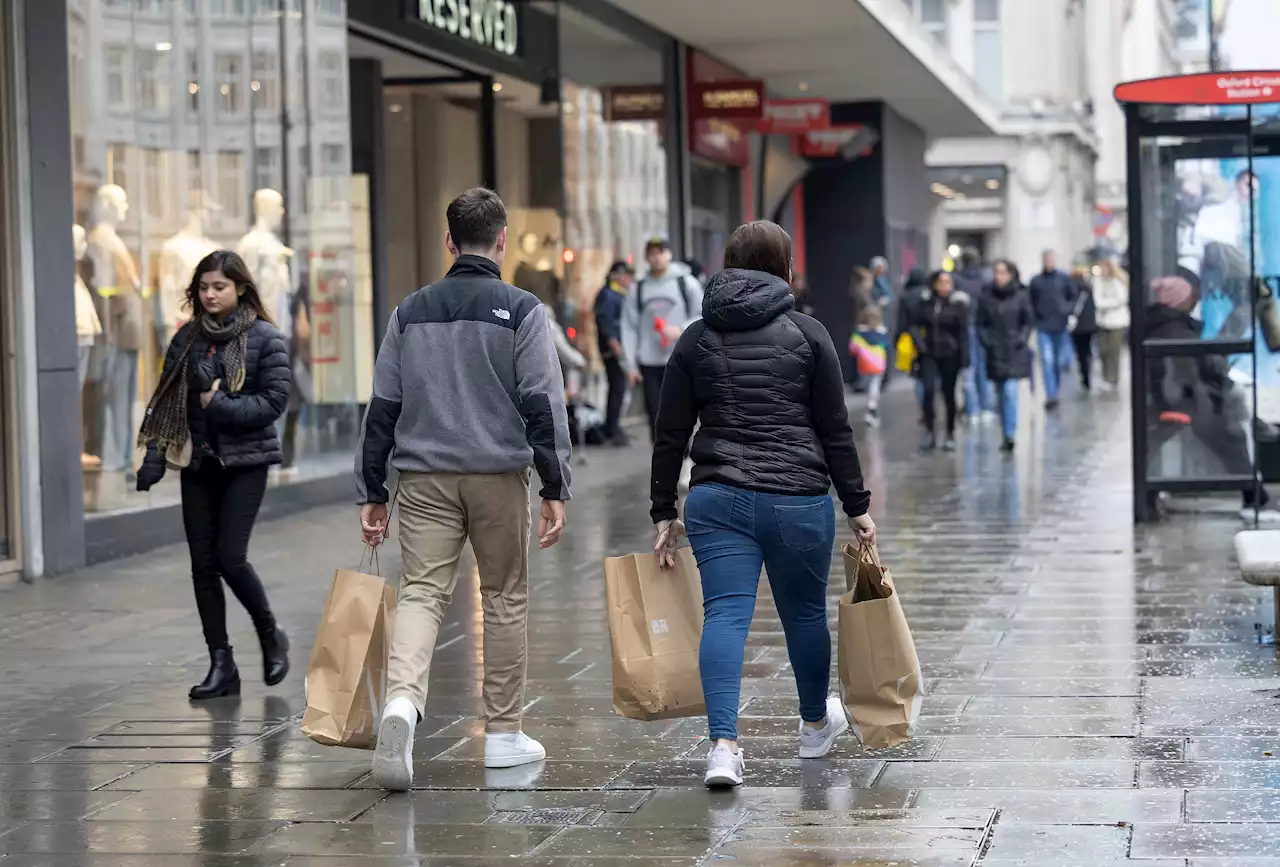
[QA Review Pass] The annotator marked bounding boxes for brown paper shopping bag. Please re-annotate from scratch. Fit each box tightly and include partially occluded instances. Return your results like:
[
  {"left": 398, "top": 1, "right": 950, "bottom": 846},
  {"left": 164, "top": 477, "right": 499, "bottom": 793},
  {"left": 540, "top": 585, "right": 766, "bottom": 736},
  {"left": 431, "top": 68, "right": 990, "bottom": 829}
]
[
  {"left": 301, "top": 558, "right": 396, "bottom": 750},
  {"left": 604, "top": 548, "right": 706, "bottom": 722},
  {"left": 837, "top": 543, "right": 923, "bottom": 749}
]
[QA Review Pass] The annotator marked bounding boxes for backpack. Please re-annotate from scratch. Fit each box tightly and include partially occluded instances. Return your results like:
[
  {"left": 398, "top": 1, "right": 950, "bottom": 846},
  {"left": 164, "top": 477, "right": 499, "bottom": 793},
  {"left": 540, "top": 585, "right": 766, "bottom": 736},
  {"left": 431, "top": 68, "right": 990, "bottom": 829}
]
[{"left": 636, "top": 275, "right": 696, "bottom": 318}]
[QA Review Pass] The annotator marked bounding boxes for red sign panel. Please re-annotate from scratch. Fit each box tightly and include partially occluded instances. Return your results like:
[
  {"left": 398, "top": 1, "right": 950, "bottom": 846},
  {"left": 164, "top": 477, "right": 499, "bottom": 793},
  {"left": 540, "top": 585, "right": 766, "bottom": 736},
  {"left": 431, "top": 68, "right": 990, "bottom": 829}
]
[
  {"left": 800, "top": 125, "right": 878, "bottom": 159},
  {"left": 690, "top": 79, "right": 765, "bottom": 121},
  {"left": 756, "top": 99, "right": 830, "bottom": 135},
  {"left": 1115, "top": 71, "right": 1280, "bottom": 105}
]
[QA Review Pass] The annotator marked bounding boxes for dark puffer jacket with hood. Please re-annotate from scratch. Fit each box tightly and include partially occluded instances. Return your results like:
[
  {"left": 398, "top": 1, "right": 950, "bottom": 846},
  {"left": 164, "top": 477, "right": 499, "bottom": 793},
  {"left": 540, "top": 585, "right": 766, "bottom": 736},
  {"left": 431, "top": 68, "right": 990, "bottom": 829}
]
[{"left": 650, "top": 269, "right": 871, "bottom": 523}]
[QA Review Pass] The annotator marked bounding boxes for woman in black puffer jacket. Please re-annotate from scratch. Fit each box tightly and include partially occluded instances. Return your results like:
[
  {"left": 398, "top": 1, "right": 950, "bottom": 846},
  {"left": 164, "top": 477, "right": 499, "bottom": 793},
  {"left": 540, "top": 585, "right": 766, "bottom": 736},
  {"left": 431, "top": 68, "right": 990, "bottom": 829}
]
[
  {"left": 137, "top": 250, "right": 292, "bottom": 700},
  {"left": 651, "top": 221, "right": 876, "bottom": 789}
]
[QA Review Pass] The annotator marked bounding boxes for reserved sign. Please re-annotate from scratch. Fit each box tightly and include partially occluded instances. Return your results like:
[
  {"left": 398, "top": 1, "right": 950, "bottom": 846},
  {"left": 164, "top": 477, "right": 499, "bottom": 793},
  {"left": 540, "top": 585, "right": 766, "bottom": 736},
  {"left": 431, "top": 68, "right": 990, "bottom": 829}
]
[{"left": 417, "top": 0, "right": 519, "bottom": 57}]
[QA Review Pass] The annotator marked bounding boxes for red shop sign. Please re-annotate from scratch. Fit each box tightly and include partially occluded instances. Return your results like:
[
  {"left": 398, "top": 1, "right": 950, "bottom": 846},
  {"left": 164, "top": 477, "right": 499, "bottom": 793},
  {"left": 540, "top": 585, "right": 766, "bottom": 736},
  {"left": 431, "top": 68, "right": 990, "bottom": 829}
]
[
  {"left": 756, "top": 99, "right": 830, "bottom": 135},
  {"left": 691, "top": 79, "right": 765, "bottom": 120},
  {"left": 800, "top": 125, "right": 879, "bottom": 159},
  {"left": 1115, "top": 71, "right": 1280, "bottom": 105}
]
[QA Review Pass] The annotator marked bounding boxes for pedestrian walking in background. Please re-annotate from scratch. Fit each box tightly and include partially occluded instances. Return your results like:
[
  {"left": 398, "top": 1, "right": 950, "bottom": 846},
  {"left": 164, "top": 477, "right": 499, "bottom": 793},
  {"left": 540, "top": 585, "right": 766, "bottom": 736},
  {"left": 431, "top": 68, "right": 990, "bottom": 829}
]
[
  {"left": 649, "top": 220, "right": 876, "bottom": 789},
  {"left": 593, "top": 260, "right": 634, "bottom": 446},
  {"left": 870, "top": 256, "right": 894, "bottom": 312},
  {"left": 1093, "top": 258, "right": 1131, "bottom": 392},
  {"left": 357, "top": 188, "right": 572, "bottom": 791},
  {"left": 1068, "top": 264, "right": 1098, "bottom": 392},
  {"left": 896, "top": 268, "right": 931, "bottom": 417},
  {"left": 549, "top": 304, "right": 588, "bottom": 458},
  {"left": 908, "top": 270, "right": 970, "bottom": 452},
  {"left": 1029, "top": 250, "right": 1076, "bottom": 409},
  {"left": 136, "top": 250, "right": 292, "bottom": 700},
  {"left": 978, "top": 259, "right": 1035, "bottom": 453},
  {"left": 852, "top": 304, "right": 889, "bottom": 427},
  {"left": 621, "top": 236, "right": 703, "bottom": 441},
  {"left": 953, "top": 249, "right": 993, "bottom": 420}
]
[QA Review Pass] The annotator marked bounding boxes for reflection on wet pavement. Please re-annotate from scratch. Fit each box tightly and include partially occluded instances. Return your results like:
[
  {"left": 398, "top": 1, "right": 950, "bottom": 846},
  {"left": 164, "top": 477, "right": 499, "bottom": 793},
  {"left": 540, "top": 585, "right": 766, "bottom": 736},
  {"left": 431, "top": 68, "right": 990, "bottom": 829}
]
[{"left": 4, "top": 384, "right": 1280, "bottom": 864}]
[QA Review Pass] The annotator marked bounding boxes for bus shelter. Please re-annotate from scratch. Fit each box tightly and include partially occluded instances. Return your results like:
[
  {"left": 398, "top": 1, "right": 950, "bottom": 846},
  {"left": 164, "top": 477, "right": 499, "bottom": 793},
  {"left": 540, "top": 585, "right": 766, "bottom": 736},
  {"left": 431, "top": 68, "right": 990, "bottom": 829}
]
[{"left": 1116, "top": 72, "right": 1280, "bottom": 522}]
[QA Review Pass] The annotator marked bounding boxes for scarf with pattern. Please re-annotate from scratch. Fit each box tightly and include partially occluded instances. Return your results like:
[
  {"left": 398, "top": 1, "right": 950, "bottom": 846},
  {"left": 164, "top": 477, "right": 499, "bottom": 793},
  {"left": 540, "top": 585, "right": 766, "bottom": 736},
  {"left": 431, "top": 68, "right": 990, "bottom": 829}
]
[{"left": 137, "top": 306, "right": 257, "bottom": 460}]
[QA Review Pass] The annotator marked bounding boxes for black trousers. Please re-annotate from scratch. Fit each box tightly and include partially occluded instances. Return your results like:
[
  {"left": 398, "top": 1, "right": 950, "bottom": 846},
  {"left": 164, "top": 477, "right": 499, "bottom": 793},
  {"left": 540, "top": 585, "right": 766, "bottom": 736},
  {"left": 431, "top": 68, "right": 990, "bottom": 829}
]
[
  {"left": 1072, "top": 332, "right": 1094, "bottom": 389},
  {"left": 921, "top": 355, "right": 963, "bottom": 437},
  {"left": 641, "top": 364, "right": 667, "bottom": 442},
  {"left": 603, "top": 357, "right": 627, "bottom": 439},
  {"left": 181, "top": 461, "right": 275, "bottom": 651}
]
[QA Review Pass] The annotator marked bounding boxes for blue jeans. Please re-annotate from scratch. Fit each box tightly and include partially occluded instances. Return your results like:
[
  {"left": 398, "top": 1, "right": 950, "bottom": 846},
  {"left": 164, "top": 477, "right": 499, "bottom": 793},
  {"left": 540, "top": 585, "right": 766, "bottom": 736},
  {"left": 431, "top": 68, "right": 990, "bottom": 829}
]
[
  {"left": 1037, "top": 331, "right": 1072, "bottom": 401},
  {"left": 685, "top": 483, "right": 836, "bottom": 741},
  {"left": 996, "top": 379, "right": 1019, "bottom": 441},
  {"left": 963, "top": 327, "right": 993, "bottom": 413}
]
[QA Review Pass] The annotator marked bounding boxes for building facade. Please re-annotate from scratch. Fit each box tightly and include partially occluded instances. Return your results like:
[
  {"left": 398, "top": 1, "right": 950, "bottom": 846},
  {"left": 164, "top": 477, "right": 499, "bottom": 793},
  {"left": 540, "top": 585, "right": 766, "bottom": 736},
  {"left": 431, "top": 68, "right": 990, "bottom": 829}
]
[{"left": 925, "top": 0, "right": 1178, "bottom": 272}]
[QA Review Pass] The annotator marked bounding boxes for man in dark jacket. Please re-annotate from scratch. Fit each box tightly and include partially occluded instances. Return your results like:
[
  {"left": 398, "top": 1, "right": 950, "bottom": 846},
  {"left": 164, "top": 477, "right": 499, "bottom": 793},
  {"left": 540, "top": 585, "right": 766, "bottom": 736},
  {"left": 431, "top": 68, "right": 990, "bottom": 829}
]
[
  {"left": 1028, "top": 250, "right": 1076, "bottom": 408},
  {"left": 978, "top": 260, "right": 1035, "bottom": 452},
  {"left": 593, "top": 260, "right": 633, "bottom": 445},
  {"left": 358, "top": 188, "right": 572, "bottom": 789}
]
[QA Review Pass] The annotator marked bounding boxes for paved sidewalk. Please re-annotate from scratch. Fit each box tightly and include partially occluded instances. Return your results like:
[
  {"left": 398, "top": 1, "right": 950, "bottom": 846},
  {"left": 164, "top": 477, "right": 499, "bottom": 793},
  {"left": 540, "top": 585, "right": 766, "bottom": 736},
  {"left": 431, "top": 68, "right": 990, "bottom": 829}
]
[{"left": 1, "top": 379, "right": 1277, "bottom": 865}]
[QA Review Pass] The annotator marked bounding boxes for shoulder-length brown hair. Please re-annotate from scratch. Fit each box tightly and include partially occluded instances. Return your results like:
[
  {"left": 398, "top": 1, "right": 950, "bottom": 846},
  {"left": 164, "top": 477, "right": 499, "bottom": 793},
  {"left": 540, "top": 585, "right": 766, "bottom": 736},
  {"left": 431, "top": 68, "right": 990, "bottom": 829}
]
[
  {"left": 185, "top": 250, "right": 275, "bottom": 324},
  {"left": 723, "top": 221, "right": 793, "bottom": 282}
]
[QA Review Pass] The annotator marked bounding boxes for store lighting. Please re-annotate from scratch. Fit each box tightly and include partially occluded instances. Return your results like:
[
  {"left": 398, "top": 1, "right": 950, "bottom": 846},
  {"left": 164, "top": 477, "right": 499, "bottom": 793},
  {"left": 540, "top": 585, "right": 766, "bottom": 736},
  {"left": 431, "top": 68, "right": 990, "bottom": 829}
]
[
  {"left": 492, "top": 81, "right": 503, "bottom": 93},
  {"left": 188, "top": 82, "right": 199, "bottom": 95},
  {"left": 948, "top": 244, "right": 961, "bottom": 258},
  {"left": 986, "top": 179, "right": 1001, "bottom": 190},
  {"left": 563, "top": 248, "right": 576, "bottom": 264},
  {"left": 155, "top": 41, "right": 172, "bottom": 52},
  {"left": 251, "top": 80, "right": 261, "bottom": 92},
  {"left": 220, "top": 84, "right": 230, "bottom": 96},
  {"left": 798, "top": 82, "right": 810, "bottom": 92},
  {"left": 388, "top": 103, "right": 404, "bottom": 113}
]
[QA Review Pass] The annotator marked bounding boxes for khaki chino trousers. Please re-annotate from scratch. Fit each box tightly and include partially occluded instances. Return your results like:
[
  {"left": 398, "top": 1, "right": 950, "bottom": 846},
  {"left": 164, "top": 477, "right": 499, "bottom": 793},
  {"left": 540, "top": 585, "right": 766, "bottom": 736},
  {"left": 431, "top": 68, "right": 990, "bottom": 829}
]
[{"left": 388, "top": 471, "right": 531, "bottom": 733}]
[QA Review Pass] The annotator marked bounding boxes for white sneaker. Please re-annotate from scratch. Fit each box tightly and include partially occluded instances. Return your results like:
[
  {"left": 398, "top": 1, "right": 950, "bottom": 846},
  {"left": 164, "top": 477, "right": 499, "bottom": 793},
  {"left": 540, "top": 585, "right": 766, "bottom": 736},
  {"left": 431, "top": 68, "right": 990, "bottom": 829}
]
[
  {"left": 798, "top": 695, "right": 850, "bottom": 759},
  {"left": 372, "top": 696, "right": 417, "bottom": 791},
  {"left": 484, "top": 732, "right": 546, "bottom": 769},
  {"left": 704, "top": 744, "right": 745, "bottom": 788}
]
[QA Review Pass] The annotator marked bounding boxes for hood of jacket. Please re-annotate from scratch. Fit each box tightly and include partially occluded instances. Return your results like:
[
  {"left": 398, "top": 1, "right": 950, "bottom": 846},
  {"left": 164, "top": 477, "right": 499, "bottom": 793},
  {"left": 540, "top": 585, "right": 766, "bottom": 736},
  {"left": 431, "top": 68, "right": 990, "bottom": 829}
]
[
  {"left": 903, "top": 267, "right": 928, "bottom": 291},
  {"left": 990, "top": 279, "right": 1020, "bottom": 300},
  {"left": 1145, "top": 302, "right": 1199, "bottom": 339},
  {"left": 702, "top": 268, "right": 795, "bottom": 332}
]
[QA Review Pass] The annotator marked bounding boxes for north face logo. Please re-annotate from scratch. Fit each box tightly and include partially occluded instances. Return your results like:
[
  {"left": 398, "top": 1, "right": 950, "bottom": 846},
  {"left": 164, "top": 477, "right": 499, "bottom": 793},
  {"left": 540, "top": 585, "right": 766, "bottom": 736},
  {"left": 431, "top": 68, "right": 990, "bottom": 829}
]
[{"left": 492, "top": 308, "right": 511, "bottom": 321}]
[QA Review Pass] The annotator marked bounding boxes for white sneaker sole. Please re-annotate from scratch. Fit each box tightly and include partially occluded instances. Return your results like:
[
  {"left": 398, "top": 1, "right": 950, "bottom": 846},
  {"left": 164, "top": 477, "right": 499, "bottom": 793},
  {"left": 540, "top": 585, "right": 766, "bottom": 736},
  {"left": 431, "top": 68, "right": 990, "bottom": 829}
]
[
  {"left": 704, "top": 758, "right": 745, "bottom": 788},
  {"left": 371, "top": 715, "right": 413, "bottom": 791},
  {"left": 799, "top": 710, "right": 850, "bottom": 759},
  {"left": 484, "top": 743, "right": 547, "bottom": 769}
]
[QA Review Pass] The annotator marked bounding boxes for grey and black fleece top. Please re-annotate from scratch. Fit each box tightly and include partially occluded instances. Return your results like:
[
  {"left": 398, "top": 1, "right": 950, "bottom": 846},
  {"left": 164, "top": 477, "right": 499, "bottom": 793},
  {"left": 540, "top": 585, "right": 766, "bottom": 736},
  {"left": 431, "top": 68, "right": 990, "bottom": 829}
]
[{"left": 356, "top": 255, "right": 573, "bottom": 505}]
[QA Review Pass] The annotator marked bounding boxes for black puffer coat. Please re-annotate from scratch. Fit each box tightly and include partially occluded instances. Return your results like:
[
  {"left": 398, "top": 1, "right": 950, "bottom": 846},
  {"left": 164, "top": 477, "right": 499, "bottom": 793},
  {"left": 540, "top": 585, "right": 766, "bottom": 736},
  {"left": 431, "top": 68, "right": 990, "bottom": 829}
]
[
  {"left": 908, "top": 290, "right": 971, "bottom": 367},
  {"left": 144, "top": 318, "right": 291, "bottom": 476},
  {"left": 977, "top": 282, "right": 1035, "bottom": 381},
  {"left": 649, "top": 269, "right": 870, "bottom": 523}
]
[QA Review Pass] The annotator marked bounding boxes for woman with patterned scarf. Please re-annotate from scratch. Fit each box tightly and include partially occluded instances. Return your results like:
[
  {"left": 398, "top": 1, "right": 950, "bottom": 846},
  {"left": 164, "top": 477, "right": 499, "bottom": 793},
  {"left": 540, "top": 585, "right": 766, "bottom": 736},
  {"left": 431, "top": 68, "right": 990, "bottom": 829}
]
[{"left": 137, "top": 250, "right": 292, "bottom": 700}]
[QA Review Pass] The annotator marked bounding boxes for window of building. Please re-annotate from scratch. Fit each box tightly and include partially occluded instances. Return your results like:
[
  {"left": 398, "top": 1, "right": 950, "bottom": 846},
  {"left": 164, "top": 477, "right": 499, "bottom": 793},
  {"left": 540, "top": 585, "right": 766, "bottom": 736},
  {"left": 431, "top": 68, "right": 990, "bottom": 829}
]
[
  {"left": 105, "top": 45, "right": 130, "bottom": 112},
  {"left": 142, "top": 148, "right": 168, "bottom": 222},
  {"left": 317, "top": 0, "right": 344, "bottom": 15},
  {"left": 252, "top": 50, "right": 279, "bottom": 113},
  {"left": 908, "top": 0, "right": 947, "bottom": 46},
  {"left": 317, "top": 50, "right": 345, "bottom": 110},
  {"left": 217, "top": 150, "right": 246, "bottom": 222},
  {"left": 254, "top": 146, "right": 281, "bottom": 192},
  {"left": 186, "top": 51, "right": 200, "bottom": 115},
  {"left": 974, "top": 0, "right": 1002, "bottom": 102},
  {"left": 320, "top": 142, "right": 346, "bottom": 175},
  {"left": 136, "top": 48, "right": 171, "bottom": 116},
  {"left": 215, "top": 53, "right": 244, "bottom": 117}
]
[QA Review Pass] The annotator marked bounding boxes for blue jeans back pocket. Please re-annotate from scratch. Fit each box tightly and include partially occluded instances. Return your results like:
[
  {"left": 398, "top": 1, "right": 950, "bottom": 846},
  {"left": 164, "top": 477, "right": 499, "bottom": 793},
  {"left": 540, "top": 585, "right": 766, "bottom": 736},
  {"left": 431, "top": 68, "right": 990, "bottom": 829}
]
[
  {"left": 772, "top": 500, "right": 833, "bottom": 552},
  {"left": 684, "top": 484, "right": 738, "bottom": 536}
]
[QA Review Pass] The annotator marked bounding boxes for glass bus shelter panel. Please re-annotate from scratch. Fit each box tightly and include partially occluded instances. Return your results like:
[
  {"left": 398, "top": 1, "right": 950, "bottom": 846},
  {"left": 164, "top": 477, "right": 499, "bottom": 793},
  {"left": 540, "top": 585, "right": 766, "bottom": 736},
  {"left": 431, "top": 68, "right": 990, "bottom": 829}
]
[{"left": 1139, "top": 103, "right": 1250, "bottom": 124}]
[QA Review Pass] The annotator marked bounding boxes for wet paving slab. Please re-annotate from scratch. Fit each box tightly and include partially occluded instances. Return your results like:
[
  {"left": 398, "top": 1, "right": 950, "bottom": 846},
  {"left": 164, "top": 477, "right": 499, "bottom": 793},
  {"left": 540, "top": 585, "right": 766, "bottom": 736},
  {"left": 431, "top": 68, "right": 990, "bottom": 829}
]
[{"left": 10, "top": 385, "right": 1280, "bottom": 862}]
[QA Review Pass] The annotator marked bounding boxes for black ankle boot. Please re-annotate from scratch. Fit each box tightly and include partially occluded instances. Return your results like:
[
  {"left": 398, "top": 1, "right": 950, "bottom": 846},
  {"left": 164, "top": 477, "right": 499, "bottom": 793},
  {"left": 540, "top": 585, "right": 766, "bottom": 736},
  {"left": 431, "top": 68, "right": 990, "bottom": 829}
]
[
  {"left": 190, "top": 648, "right": 241, "bottom": 700},
  {"left": 258, "top": 625, "right": 290, "bottom": 687}
]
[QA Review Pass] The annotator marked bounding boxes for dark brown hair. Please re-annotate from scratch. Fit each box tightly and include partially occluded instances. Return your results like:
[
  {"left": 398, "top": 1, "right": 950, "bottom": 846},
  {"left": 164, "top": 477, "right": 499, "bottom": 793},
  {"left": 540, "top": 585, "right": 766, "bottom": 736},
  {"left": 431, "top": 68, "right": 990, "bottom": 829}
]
[
  {"left": 447, "top": 187, "right": 508, "bottom": 250},
  {"left": 185, "top": 250, "right": 275, "bottom": 324},
  {"left": 723, "top": 220, "right": 793, "bottom": 281}
]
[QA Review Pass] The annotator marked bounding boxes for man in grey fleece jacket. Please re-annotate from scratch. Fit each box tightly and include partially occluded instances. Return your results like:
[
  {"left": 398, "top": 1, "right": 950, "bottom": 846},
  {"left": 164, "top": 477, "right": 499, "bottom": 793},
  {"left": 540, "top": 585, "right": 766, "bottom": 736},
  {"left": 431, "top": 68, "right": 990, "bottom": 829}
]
[{"left": 356, "top": 188, "right": 572, "bottom": 790}]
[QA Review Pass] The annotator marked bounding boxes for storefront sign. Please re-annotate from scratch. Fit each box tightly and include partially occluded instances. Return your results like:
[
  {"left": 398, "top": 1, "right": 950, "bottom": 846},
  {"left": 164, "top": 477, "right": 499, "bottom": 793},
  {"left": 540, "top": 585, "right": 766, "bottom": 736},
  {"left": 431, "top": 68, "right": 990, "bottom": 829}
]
[
  {"left": 1115, "top": 71, "right": 1280, "bottom": 105},
  {"left": 800, "top": 125, "right": 879, "bottom": 159},
  {"left": 603, "top": 85, "right": 664, "bottom": 122},
  {"left": 756, "top": 99, "right": 829, "bottom": 135},
  {"left": 690, "top": 117, "right": 750, "bottom": 167},
  {"left": 417, "top": 0, "right": 520, "bottom": 57},
  {"left": 691, "top": 79, "right": 765, "bottom": 120}
]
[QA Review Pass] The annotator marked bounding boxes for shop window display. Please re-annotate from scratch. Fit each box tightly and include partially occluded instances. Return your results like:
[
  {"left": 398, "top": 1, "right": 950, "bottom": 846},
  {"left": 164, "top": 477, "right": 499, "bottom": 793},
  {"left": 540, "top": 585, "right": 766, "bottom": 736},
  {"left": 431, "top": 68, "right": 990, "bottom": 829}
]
[{"left": 68, "top": 0, "right": 364, "bottom": 515}]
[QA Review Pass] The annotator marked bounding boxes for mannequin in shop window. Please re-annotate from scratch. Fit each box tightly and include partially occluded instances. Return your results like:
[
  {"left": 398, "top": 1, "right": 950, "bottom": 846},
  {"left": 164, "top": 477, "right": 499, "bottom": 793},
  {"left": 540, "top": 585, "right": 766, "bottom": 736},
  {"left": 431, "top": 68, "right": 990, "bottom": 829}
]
[
  {"left": 87, "top": 184, "right": 143, "bottom": 475},
  {"left": 73, "top": 223, "right": 103, "bottom": 468},
  {"left": 237, "top": 188, "right": 294, "bottom": 331},
  {"left": 158, "top": 192, "right": 218, "bottom": 346}
]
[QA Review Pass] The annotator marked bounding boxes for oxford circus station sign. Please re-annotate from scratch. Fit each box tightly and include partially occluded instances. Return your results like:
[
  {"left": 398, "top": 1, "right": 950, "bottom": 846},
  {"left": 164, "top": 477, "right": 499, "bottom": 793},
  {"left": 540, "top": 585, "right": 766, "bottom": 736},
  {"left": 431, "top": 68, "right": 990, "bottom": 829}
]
[{"left": 418, "top": 0, "right": 519, "bottom": 56}]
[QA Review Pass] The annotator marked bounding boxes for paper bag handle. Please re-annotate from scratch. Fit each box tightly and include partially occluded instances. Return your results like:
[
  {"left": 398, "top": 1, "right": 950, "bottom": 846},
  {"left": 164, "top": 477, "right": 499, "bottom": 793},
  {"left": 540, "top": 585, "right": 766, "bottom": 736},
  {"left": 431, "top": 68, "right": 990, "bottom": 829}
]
[{"left": 358, "top": 484, "right": 400, "bottom": 576}]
